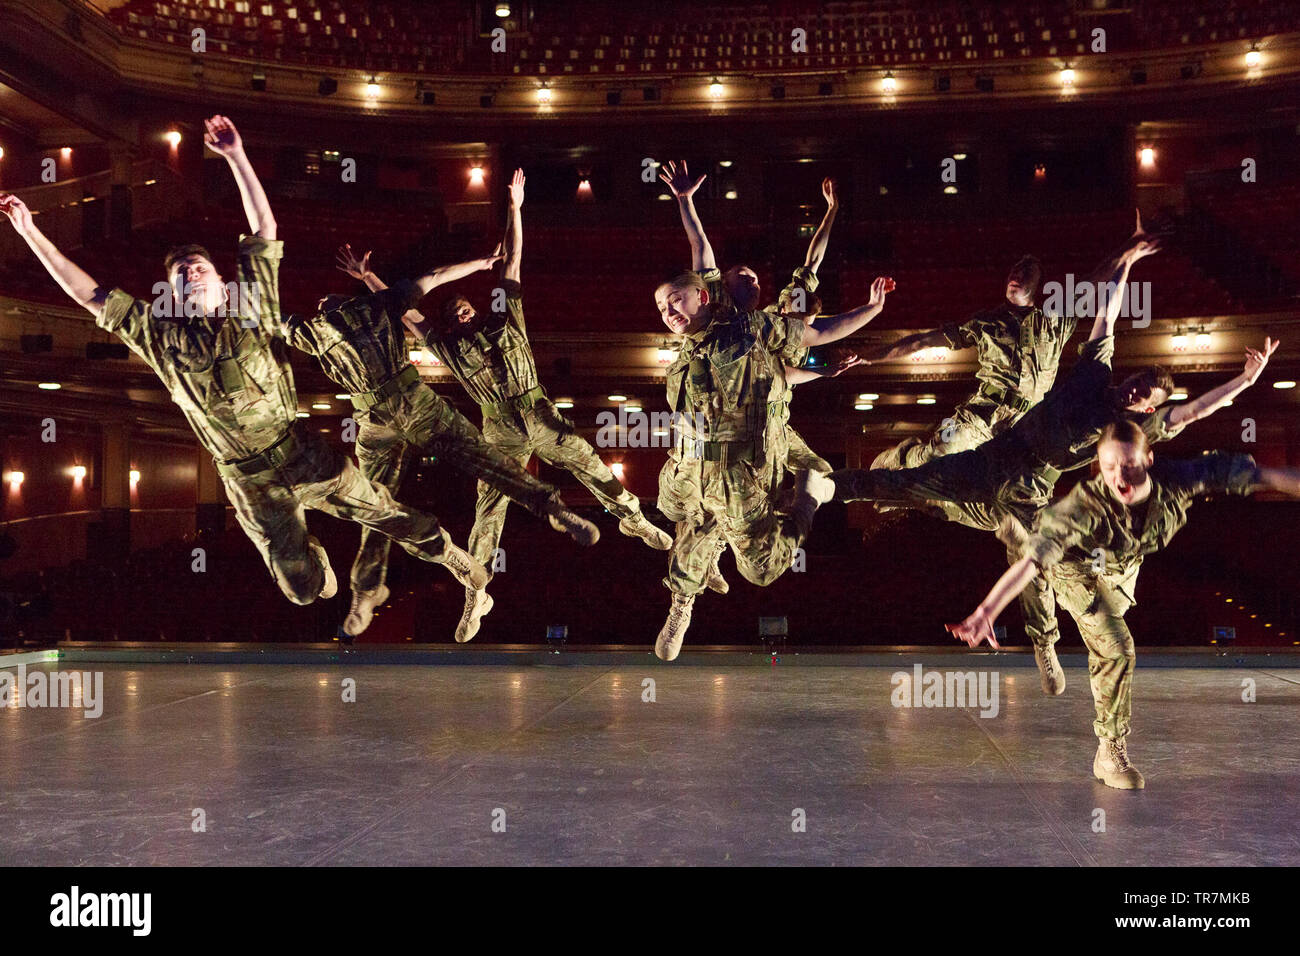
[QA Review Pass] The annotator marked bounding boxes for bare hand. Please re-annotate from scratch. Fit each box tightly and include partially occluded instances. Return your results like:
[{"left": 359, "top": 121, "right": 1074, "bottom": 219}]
[
  {"left": 945, "top": 608, "right": 999, "bottom": 649},
  {"left": 508, "top": 168, "right": 525, "bottom": 208},
  {"left": 822, "top": 177, "right": 838, "bottom": 208},
  {"left": 203, "top": 115, "right": 243, "bottom": 157},
  {"left": 867, "top": 276, "right": 896, "bottom": 309},
  {"left": 824, "top": 354, "right": 863, "bottom": 377},
  {"left": 482, "top": 242, "right": 505, "bottom": 270},
  {"left": 0, "top": 193, "right": 35, "bottom": 235},
  {"left": 1243, "top": 336, "right": 1280, "bottom": 384},
  {"left": 658, "top": 160, "right": 706, "bottom": 199},
  {"left": 335, "top": 243, "right": 371, "bottom": 280},
  {"left": 1127, "top": 208, "right": 1162, "bottom": 260}
]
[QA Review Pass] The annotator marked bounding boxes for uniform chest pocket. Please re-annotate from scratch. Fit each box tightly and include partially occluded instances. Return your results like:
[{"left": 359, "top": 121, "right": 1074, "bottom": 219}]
[{"left": 709, "top": 343, "right": 754, "bottom": 408}]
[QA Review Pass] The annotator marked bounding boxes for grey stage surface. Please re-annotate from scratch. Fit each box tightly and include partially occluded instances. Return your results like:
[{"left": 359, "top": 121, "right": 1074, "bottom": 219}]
[{"left": 3, "top": 647, "right": 1298, "bottom": 866}]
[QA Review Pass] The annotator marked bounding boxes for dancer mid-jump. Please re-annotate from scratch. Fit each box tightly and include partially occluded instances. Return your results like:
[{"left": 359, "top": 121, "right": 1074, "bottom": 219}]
[{"left": 0, "top": 116, "right": 487, "bottom": 606}]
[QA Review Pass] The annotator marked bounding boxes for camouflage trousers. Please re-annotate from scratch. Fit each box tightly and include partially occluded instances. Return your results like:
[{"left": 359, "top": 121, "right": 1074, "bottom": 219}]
[
  {"left": 870, "top": 398, "right": 1021, "bottom": 470},
  {"left": 1051, "top": 568, "right": 1137, "bottom": 741},
  {"left": 787, "top": 424, "right": 831, "bottom": 474},
  {"left": 351, "top": 384, "right": 558, "bottom": 594},
  {"left": 657, "top": 442, "right": 809, "bottom": 596},
  {"left": 221, "top": 427, "right": 447, "bottom": 605},
  {"left": 469, "top": 397, "right": 641, "bottom": 571}
]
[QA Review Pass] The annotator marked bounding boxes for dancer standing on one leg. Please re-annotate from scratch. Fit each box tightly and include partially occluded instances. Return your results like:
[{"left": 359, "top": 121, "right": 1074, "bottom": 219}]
[
  {"left": 288, "top": 246, "right": 599, "bottom": 638},
  {"left": 653, "top": 159, "right": 894, "bottom": 661},
  {"left": 0, "top": 116, "right": 486, "bottom": 607},
  {"left": 946, "top": 420, "right": 1300, "bottom": 789},
  {"left": 351, "top": 170, "right": 672, "bottom": 643}
]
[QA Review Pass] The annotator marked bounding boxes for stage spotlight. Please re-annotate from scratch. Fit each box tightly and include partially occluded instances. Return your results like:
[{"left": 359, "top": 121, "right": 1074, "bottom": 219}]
[
  {"left": 608, "top": 393, "right": 627, "bottom": 402},
  {"left": 38, "top": 382, "right": 61, "bottom": 390},
  {"left": 1171, "top": 332, "right": 1188, "bottom": 351},
  {"left": 495, "top": 3, "right": 511, "bottom": 16},
  {"left": 610, "top": 462, "right": 625, "bottom": 479},
  {"left": 1059, "top": 67, "right": 1075, "bottom": 87},
  {"left": 296, "top": 411, "right": 310, "bottom": 418},
  {"left": 537, "top": 82, "right": 552, "bottom": 104},
  {"left": 944, "top": 185, "right": 958, "bottom": 194},
  {"left": 952, "top": 152, "right": 967, "bottom": 161},
  {"left": 129, "top": 469, "right": 141, "bottom": 486},
  {"left": 1273, "top": 380, "right": 1297, "bottom": 390},
  {"left": 718, "top": 160, "right": 733, "bottom": 168},
  {"left": 724, "top": 190, "right": 738, "bottom": 199},
  {"left": 554, "top": 398, "right": 574, "bottom": 409},
  {"left": 1195, "top": 331, "right": 1211, "bottom": 350},
  {"left": 72, "top": 466, "right": 86, "bottom": 480},
  {"left": 311, "top": 403, "right": 331, "bottom": 410},
  {"left": 251, "top": 71, "right": 266, "bottom": 91},
  {"left": 318, "top": 76, "right": 338, "bottom": 96},
  {"left": 854, "top": 403, "right": 874, "bottom": 411},
  {"left": 916, "top": 396, "right": 936, "bottom": 405},
  {"left": 1245, "top": 47, "right": 1262, "bottom": 68},
  {"left": 881, "top": 72, "right": 897, "bottom": 93},
  {"left": 1139, "top": 147, "right": 1155, "bottom": 167},
  {"left": 858, "top": 393, "right": 879, "bottom": 401},
  {"left": 165, "top": 130, "right": 181, "bottom": 147},
  {"left": 708, "top": 77, "right": 724, "bottom": 99},
  {"left": 365, "top": 77, "right": 381, "bottom": 99},
  {"left": 61, "top": 146, "right": 72, "bottom": 158},
  {"left": 6, "top": 471, "right": 23, "bottom": 487},
  {"left": 469, "top": 165, "right": 485, "bottom": 184}
]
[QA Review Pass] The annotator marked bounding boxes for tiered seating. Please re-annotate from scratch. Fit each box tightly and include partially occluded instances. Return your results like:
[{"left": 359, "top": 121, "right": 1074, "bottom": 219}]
[
  {"left": 1195, "top": 181, "right": 1300, "bottom": 284},
  {"left": 102, "top": 0, "right": 1300, "bottom": 76}
]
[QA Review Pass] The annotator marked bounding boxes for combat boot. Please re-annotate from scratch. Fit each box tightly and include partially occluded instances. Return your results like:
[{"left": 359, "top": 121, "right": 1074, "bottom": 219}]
[
  {"left": 454, "top": 586, "right": 494, "bottom": 643},
  {"left": 544, "top": 494, "right": 600, "bottom": 546},
  {"left": 706, "top": 554, "right": 729, "bottom": 594},
  {"left": 343, "top": 584, "right": 389, "bottom": 636},
  {"left": 619, "top": 512, "right": 673, "bottom": 550},
  {"left": 308, "top": 536, "right": 337, "bottom": 599},
  {"left": 436, "top": 532, "right": 489, "bottom": 590},
  {"left": 1034, "top": 641, "right": 1066, "bottom": 696},
  {"left": 1094, "top": 738, "right": 1145, "bottom": 790},
  {"left": 655, "top": 593, "right": 695, "bottom": 661}
]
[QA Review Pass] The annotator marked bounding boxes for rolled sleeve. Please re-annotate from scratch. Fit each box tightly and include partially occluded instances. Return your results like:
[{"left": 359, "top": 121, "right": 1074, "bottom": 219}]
[
  {"left": 755, "top": 309, "right": 805, "bottom": 357},
  {"left": 1077, "top": 335, "right": 1115, "bottom": 366},
  {"left": 96, "top": 290, "right": 155, "bottom": 360},
  {"left": 235, "top": 234, "right": 284, "bottom": 336},
  {"left": 942, "top": 319, "right": 979, "bottom": 350},
  {"left": 1025, "top": 489, "right": 1098, "bottom": 571},
  {"left": 1141, "top": 405, "right": 1186, "bottom": 444}
]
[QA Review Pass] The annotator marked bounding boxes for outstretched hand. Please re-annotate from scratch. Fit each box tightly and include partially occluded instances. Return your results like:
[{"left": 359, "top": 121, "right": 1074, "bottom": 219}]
[
  {"left": 0, "top": 193, "right": 34, "bottom": 235},
  {"left": 945, "top": 608, "right": 1000, "bottom": 649},
  {"left": 1126, "top": 209, "right": 1162, "bottom": 260},
  {"left": 658, "top": 160, "right": 706, "bottom": 199},
  {"left": 823, "top": 353, "right": 864, "bottom": 377},
  {"left": 508, "top": 168, "right": 525, "bottom": 208},
  {"left": 1243, "top": 336, "right": 1280, "bottom": 384},
  {"left": 867, "top": 276, "right": 896, "bottom": 309},
  {"left": 203, "top": 115, "right": 244, "bottom": 157},
  {"left": 335, "top": 243, "right": 371, "bottom": 280},
  {"left": 482, "top": 242, "right": 505, "bottom": 270},
  {"left": 822, "top": 177, "right": 838, "bottom": 208}
]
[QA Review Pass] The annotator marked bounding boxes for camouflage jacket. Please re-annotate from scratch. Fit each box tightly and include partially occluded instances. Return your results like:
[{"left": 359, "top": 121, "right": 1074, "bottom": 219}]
[
  {"left": 417, "top": 278, "right": 539, "bottom": 407},
  {"left": 943, "top": 301, "right": 1079, "bottom": 411},
  {"left": 97, "top": 235, "right": 295, "bottom": 462},
  {"left": 285, "top": 281, "right": 422, "bottom": 394},
  {"left": 1024, "top": 452, "right": 1259, "bottom": 602},
  {"left": 665, "top": 268, "right": 805, "bottom": 445}
]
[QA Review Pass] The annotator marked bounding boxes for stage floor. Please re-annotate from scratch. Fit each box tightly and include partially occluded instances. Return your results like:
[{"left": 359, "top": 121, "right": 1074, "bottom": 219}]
[{"left": 3, "top": 651, "right": 1298, "bottom": 866}]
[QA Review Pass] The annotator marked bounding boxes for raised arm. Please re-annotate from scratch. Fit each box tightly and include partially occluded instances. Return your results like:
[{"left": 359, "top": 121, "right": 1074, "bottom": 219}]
[
  {"left": 501, "top": 168, "right": 524, "bottom": 284},
  {"left": 1167, "top": 338, "right": 1279, "bottom": 429},
  {"left": 1086, "top": 236, "right": 1158, "bottom": 341},
  {"left": 801, "top": 277, "right": 895, "bottom": 347},
  {"left": 204, "top": 115, "right": 276, "bottom": 240},
  {"left": 803, "top": 178, "right": 839, "bottom": 274},
  {"left": 1078, "top": 209, "right": 1161, "bottom": 289},
  {"left": 1, "top": 194, "right": 105, "bottom": 316},
  {"left": 858, "top": 327, "right": 951, "bottom": 363},
  {"left": 659, "top": 160, "right": 714, "bottom": 271}
]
